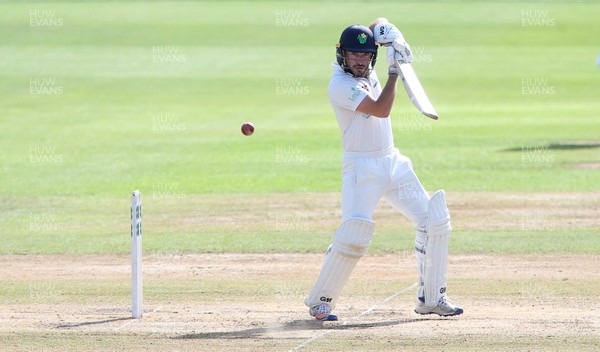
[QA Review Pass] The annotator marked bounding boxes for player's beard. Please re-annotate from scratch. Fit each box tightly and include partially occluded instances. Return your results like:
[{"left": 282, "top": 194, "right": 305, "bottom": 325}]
[{"left": 352, "top": 64, "right": 369, "bottom": 78}]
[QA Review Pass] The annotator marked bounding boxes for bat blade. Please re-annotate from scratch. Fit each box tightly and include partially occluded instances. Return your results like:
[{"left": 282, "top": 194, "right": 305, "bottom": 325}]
[{"left": 398, "top": 63, "right": 438, "bottom": 120}]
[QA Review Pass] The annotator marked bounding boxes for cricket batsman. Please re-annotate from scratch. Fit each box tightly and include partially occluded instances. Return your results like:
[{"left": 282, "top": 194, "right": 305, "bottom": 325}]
[{"left": 304, "top": 18, "right": 463, "bottom": 321}]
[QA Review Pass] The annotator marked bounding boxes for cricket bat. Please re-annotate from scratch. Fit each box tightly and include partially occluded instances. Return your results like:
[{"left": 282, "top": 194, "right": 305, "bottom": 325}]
[{"left": 398, "top": 62, "right": 439, "bottom": 120}]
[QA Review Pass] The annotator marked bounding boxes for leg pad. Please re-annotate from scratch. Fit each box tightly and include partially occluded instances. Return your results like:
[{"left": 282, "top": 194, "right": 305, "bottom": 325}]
[
  {"left": 424, "top": 190, "right": 451, "bottom": 307},
  {"left": 305, "top": 219, "right": 375, "bottom": 309}
]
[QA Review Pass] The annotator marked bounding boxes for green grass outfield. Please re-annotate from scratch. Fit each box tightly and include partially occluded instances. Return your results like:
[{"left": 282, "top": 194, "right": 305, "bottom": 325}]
[{"left": 1, "top": 1, "right": 599, "bottom": 254}]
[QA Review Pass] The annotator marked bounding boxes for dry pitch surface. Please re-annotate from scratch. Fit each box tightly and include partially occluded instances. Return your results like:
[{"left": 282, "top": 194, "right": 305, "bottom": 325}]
[
  {"left": 1, "top": 192, "right": 600, "bottom": 351},
  {"left": 2, "top": 253, "right": 599, "bottom": 351}
]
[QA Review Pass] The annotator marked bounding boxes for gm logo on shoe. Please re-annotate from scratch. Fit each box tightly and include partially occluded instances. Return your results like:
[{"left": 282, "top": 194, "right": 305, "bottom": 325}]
[
  {"left": 320, "top": 296, "right": 332, "bottom": 303},
  {"left": 440, "top": 287, "right": 447, "bottom": 294}
]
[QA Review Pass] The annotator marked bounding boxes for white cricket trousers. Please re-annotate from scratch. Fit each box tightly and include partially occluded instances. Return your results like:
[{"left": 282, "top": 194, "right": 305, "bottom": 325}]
[
  {"left": 304, "top": 147, "right": 431, "bottom": 310},
  {"left": 341, "top": 147, "right": 430, "bottom": 228}
]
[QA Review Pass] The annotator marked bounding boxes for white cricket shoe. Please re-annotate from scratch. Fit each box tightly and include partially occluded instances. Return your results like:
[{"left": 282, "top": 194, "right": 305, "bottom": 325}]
[
  {"left": 309, "top": 303, "right": 337, "bottom": 321},
  {"left": 415, "top": 297, "right": 464, "bottom": 317}
]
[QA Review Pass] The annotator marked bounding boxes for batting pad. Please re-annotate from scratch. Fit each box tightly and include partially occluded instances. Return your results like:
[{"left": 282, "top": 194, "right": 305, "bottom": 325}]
[
  {"left": 414, "top": 229, "right": 427, "bottom": 300},
  {"left": 424, "top": 190, "right": 451, "bottom": 307},
  {"left": 305, "top": 219, "right": 375, "bottom": 309}
]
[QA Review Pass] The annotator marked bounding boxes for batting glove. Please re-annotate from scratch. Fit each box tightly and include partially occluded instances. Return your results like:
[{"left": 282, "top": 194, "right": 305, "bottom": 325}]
[
  {"left": 373, "top": 23, "right": 402, "bottom": 46},
  {"left": 388, "top": 47, "right": 400, "bottom": 76},
  {"left": 386, "top": 46, "right": 412, "bottom": 73},
  {"left": 376, "top": 23, "right": 413, "bottom": 64},
  {"left": 391, "top": 39, "right": 413, "bottom": 64}
]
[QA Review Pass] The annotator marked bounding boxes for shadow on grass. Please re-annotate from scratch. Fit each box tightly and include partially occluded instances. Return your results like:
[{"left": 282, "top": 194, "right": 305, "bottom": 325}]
[
  {"left": 502, "top": 141, "right": 600, "bottom": 152},
  {"left": 174, "top": 317, "right": 434, "bottom": 340},
  {"left": 56, "top": 317, "right": 130, "bottom": 329}
]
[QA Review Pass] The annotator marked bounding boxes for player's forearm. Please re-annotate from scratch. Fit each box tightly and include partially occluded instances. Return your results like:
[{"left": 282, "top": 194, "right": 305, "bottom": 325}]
[
  {"left": 378, "top": 75, "right": 398, "bottom": 117},
  {"left": 355, "top": 74, "right": 398, "bottom": 118},
  {"left": 373, "top": 74, "right": 398, "bottom": 118}
]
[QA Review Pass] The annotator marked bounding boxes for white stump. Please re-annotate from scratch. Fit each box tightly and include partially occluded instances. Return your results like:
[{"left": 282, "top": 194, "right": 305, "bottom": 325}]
[{"left": 131, "top": 190, "right": 143, "bottom": 319}]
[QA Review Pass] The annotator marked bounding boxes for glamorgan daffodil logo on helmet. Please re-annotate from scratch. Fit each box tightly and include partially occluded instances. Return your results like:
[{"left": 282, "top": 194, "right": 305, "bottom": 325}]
[{"left": 357, "top": 33, "right": 367, "bottom": 44}]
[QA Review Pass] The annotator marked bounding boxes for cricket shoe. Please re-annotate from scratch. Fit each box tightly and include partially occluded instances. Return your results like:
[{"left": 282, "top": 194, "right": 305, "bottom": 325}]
[
  {"left": 309, "top": 303, "right": 338, "bottom": 321},
  {"left": 415, "top": 297, "right": 463, "bottom": 317}
]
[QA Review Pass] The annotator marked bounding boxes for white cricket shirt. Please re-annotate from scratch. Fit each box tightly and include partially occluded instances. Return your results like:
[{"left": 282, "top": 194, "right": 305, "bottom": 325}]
[{"left": 328, "top": 63, "right": 394, "bottom": 153}]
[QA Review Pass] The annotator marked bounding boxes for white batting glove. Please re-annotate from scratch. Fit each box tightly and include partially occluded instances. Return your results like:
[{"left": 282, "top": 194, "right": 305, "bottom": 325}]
[
  {"left": 375, "top": 23, "right": 413, "bottom": 64},
  {"left": 386, "top": 45, "right": 412, "bottom": 71},
  {"left": 373, "top": 23, "right": 402, "bottom": 46},
  {"left": 387, "top": 47, "right": 400, "bottom": 76},
  {"left": 391, "top": 39, "right": 413, "bottom": 64}
]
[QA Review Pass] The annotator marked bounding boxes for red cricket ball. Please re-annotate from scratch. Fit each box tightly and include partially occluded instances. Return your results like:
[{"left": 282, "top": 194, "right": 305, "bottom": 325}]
[{"left": 241, "top": 122, "right": 254, "bottom": 136}]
